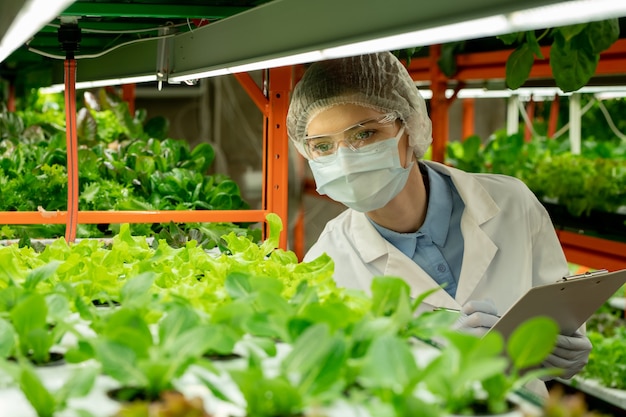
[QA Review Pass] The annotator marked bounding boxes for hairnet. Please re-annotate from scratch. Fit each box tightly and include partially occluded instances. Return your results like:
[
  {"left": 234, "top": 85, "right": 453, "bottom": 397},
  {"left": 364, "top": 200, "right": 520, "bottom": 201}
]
[{"left": 287, "top": 51, "right": 432, "bottom": 159}]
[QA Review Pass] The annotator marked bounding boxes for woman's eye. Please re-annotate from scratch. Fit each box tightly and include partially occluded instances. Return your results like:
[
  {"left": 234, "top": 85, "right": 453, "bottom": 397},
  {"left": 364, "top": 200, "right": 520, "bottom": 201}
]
[
  {"left": 311, "top": 141, "right": 334, "bottom": 154},
  {"left": 351, "top": 129, "right": 375, "bottom": 142}
]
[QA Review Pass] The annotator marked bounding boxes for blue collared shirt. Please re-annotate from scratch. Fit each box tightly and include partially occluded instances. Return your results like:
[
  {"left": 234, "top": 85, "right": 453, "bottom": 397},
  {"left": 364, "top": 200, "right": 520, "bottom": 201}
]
[{"left": 370, "top": 163, "right": 465, "bottom": 297}]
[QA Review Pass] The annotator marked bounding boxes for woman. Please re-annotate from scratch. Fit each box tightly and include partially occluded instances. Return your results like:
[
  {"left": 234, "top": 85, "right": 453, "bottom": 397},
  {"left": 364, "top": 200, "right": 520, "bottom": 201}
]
[{"left": 286, "top": 51, "right": 591, "bottom": 386}]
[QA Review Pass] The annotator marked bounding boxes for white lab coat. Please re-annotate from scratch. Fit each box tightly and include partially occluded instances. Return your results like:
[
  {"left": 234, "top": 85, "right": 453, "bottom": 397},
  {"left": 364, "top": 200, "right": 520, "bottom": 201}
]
[{"left": 304, "top": 160, "right": 570, "bottom": 315}]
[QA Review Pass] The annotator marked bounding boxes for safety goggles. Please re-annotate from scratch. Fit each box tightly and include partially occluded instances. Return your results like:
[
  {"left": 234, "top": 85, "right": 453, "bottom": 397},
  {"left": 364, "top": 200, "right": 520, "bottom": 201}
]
[{"left": 304, "top": 113, "right": 401, "bottom": 161}]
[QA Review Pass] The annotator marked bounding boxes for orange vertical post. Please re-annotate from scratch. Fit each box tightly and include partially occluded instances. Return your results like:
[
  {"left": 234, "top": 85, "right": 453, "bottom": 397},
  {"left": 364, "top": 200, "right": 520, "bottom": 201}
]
[
  {"left": 429, "top": 45, "right": 450, "bottom": 163},
  {"left": 266, "top": 66, "right": 292, "bottom": 250},
  {"left": 524, "top": 97, "right": 535, "bottom": 142},
  {"left": 7, "top": 83, "right": 16, "bottom": 112},
  {"left": 462, "top": 97, "right": 475, "bottom": 140},
  {"left": 547, "top": 94, "right": 560, "bottom": 138},
  {"left": 64, "top": 59, "right": 79, "bottom": 242},
  {"left": 121, "top": 83, "right": 136, "bottom": 115}
]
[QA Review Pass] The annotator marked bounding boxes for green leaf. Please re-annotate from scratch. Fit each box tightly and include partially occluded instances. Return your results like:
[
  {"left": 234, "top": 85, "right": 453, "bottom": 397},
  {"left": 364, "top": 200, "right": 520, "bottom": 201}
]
[
  {"left": 497, "top": 32, "right": 523, "bottom": 45},
  {"left": 507, "top": 316, "right": 559, "bottom": 369},
  {"left": 77, "top": 108, "right": 98, "bottom": 144},
  {"left": 0, "top": 318, "right": 16, "bottom": 358},
  {"left": 20, "top": 366, "right": 56, "bottom": 417},
  {"left": 370, "top": 276, "right": 411, "bottom": 317},
  {"left": 45, "top": 293, "right": 70, "bottom": 323},
  {"left": 437, "top": 42, "right": 465, "bottom": 77},
  {"left": 135, "top": 155, "right": 156, "bottom": 176},
  {"left": 101, "top": 308, "right": 153, "bottom": 358},
  {"left": 282, "top": 324, "right": 331, "bottom": 375},
  {"left": 525, "top": 31, "right": 544, "bottom": 59},
  {"left": 259, "top": 213, "right": 283, "bottom": 256},
  {"left": 26, "top": 328, "right": 53, "bottom": 364},
  {"left": 301, "top": 336, "right": 347, "bottom": 397},
  {"left": 55, "top": 365, "right": 98, "bottom": 406},
  {"left": 584, "top": 19, "right": 620, "bottom": 54},
  {"left": 224, "top": 272, "right": 253, "bottom": 299},
  {"left": 143, "top": 116, "right": 170, "bottom": 140},
  {"left": 556, "top": 23, "right": 588, "bottom": 41},
  {"left": 506, "top": 43, "right": 535, "bottom": 89},
  {"left": 94, "top": 340, "right": 147, "bottom": 387},
  {"left": 24, "top": 261, "right": 60, "bottom": 291},
  {"left": 10, "top": 293, "right": 47, "bottom": 337},
  {"left": 158, "top": 305, "right": 201, "bottom": 352},
  {"left": 119, "top": 272, "right": 155, "bottom": 308},
  {"left": 550, "top": 32, "right": 599, "bottom": 92},
  {"left": 166, "top": 324, "right": 226, "bottom": 363},
  {"left": 231, "top": 370, "right": 302, "bottom": 417},
  {"left": 64, "top": 340, "right": 95, "bottom": 364},
  {"left": 190, "top": 142, "right": 215, "bottom": 172},
  {"left": 358, "top": 335, "right": 419, "bottom": 392},
  {"left": 243, "top": 312, "right": 286, "bottom": 339}
]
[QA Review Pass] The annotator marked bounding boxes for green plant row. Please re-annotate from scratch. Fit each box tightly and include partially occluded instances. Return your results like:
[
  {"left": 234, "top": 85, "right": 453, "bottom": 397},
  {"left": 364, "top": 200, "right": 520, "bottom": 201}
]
[
  {"left": 0, "top": 91, "right": 256, "bottom": 245},
  {"left": 581, "top": 301, "right": 626, "bottom": 390},
  {"left": 0, "top": 214, "right": 562, "bottom": 417},
  {"left": 446, "top": 130, "right": 626, "bottom": 217}
]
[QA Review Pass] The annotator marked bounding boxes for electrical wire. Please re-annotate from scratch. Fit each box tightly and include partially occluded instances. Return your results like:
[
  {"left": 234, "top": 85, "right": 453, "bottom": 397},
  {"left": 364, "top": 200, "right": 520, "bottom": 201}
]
[
  {"left": 222, "top": 75, "right": 263, "bottom": 161},
  {"left": 46, "top": 22, "right": 189, "bottom": 34},
  {"left": 551, "top": 97, "right": 596, "bottom": 140},
  {"left": 595, "top": 98, "right": 626, "bottom": 141},
  {"left": 516, "top": 98, "right": 542, "bottom": 139},
  {"left": 27, "top": 32, "right": 177, "bottom": 60}
]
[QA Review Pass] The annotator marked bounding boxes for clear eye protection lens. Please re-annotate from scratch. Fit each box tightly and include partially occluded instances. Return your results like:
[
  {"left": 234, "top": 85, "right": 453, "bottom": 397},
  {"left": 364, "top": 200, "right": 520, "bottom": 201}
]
[{"left": 304, "top": 112, "right": 399, "bottom": 161}]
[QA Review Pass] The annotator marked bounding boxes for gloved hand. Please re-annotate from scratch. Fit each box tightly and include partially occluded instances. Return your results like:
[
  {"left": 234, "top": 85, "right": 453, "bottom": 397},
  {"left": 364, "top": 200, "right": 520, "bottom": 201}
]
[
  {"left": 541, "top": 330, "right": 592, "bottom": 380},
  {"left": 452, "top": 299, "right": 499, "bottom": 337}
]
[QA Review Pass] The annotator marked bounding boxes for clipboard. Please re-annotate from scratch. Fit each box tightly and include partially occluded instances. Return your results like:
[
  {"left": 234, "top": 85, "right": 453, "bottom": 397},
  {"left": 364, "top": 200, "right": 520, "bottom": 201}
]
[{"left": 489, "top": 268, "right": 626, "bottom": 340}]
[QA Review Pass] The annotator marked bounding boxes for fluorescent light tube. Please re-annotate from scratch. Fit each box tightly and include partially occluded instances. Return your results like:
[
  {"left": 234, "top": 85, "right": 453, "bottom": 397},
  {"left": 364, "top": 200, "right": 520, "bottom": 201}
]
[
  {"left": 0, "top": 0, "right": 75, "bottom": 63},
  {"left": 418, "top": 85, "right": 626, "bottom": 100},
  {"left": 40, "top": 74, "right": 158, "bottom": 93},
  {"left": 168, "top": 51, "right": 323, "bottom": 83},
  {"left": 509, "top": 0, "right": 626, "bottom": 29},
  {"left": 169, "top": 0, "right": 626, "bottom": 84}
]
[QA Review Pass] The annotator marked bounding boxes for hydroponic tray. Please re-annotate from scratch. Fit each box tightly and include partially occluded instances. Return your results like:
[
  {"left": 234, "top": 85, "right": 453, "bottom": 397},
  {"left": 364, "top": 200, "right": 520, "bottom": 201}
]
[{"left": 560, "top": 377, "right": 626, "bottom": 411}]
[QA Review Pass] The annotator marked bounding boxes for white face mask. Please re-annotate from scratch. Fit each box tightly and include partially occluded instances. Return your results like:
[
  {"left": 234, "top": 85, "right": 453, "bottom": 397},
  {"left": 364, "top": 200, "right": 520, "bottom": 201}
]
[{"left": 309, "top": 126, "right": 413, "bottom": 212}]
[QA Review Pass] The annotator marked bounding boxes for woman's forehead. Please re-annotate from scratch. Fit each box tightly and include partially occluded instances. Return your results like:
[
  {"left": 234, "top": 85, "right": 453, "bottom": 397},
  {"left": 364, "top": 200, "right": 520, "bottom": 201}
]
[{"left": 307, "top": 104, "right": 385, "bottom": 137}]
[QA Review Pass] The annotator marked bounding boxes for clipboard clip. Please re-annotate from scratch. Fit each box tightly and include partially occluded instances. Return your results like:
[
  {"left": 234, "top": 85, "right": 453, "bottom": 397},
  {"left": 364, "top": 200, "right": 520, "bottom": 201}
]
[{"left": 559, "top": 269, "right": 609, "bottom": 282}]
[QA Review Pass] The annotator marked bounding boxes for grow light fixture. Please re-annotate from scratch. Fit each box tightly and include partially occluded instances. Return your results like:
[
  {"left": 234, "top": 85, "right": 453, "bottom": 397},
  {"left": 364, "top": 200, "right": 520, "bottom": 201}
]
[
  {"left": 0, "top": 0, "right": 75, "bottom": 63},
  {"left": 41, "top": 74, "right": 157, "bottom": 93},
  {"left": 168, "top": 0, "right": 626, "bottom": 84},
  {"left": 417, "top": 85, "right": 626, "bottom": 100}
]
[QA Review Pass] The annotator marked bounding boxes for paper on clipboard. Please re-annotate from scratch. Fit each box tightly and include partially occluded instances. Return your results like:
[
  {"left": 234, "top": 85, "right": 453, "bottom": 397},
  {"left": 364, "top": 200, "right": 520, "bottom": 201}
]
[{"left": 488, "top": 268, "right": 626, "bottom": 340}]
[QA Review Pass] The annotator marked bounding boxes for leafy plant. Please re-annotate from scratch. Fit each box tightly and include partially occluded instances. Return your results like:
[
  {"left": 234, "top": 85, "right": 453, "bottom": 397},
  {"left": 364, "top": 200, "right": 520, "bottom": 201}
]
[
  {"left": 499, "top": 19, "right": 620, "bottom": 92},
  {"left": 0, "top": 261, "right": 77, "bottom": 365},
  {"left": 580, "top": 328, "right": 626, "bottom": 390},
  {"left": 1, "top": 91, "right": 256, "bottom": 244},
  {"left": 0, "top": 358, "right": 98, "bottom": 417},
  {"left": 445, "top": 131, "right": 626, "bottom": 217},
  {"left": 71, "top": 303, "right": 230, "bottom": 402},
  {"left": 422, "top": 316, "right": 560, "bottom": 415}
]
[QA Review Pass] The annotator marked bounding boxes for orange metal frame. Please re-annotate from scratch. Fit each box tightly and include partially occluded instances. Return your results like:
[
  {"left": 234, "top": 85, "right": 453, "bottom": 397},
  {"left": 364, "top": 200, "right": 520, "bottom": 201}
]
[
  {"left": 1, "top": 67, "right": 292, "bottom": 250},
  {"left": 557, "top": 230, "right": 626, "bottom": 272}
]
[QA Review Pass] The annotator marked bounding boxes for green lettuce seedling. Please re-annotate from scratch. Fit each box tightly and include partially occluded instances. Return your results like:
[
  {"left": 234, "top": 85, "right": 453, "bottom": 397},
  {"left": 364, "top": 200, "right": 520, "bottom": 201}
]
[
  {"left": 423, "top": 316, "right": 560, "bottom": 415},
  {"left": 0, "top": 358, "right": 98, "bottom": 417}
]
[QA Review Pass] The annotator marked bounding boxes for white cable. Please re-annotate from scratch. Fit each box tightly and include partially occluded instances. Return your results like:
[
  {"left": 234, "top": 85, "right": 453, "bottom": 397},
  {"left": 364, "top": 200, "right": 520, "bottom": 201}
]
[
  {"left": 222, "top": 75, "right": 263, "bottom": 161},
  {"left": 46, "top": 22, "right": 188, "bottom": 34},
  {"left": 595, "top": 98, "right": 626, "bottom": 141},
  {"left": 27, "top": 32, "right": 177, "bottom": 60},
  {"left": 516, "top": 98, "right": 544, "bottom": 139},
  {"left": 208, "top": 77, "right": 229, "bottom": 176},
  {"left": 551, "top": 97, "right": 596, "bottom": 140}
]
